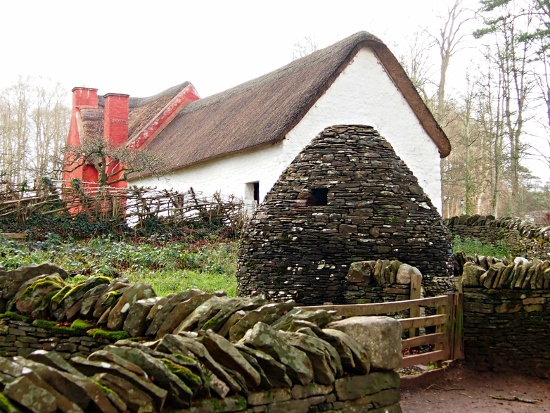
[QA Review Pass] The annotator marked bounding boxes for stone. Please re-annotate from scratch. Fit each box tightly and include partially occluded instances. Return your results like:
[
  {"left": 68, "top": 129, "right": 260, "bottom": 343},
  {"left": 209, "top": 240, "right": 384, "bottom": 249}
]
[
  {"left": 70, "top": 356, "right": 167, "bottom": 412},
  {"left": 396, "top": 264, "right": 422, "bottom": 285},
  {"left": 480, "top": 262, "right": 505, "bottom": 289},
  {"left": 278, "top": 330, "right": 342, "bottom": 384},
  {"left": 318, "top": 328, "right": 370, "bottom": 374},
  {"left": 87, "top": 350, "right": 149, "bottom": 378},
  {"left": 100, "top": 345, "right": 194, "bottom": 408},
  {"left": 9, "top": 274, "right": 65, "bottom": 316},
  {"left": 262, "top": 399, "right": 310, "bottom": 413},
  {"left": 346, "top": 261, "right": 375, "bottom": 283},
  {"left": 0, "top": 263, "right": 68, "bottom": 300},
  {"left": 291, "top": 382, "right": 333, "bottom": 399},
  {"left": 238, "top": 348, "right": 272, "bottom": 390},
  {"left": 155, "top": 292, "right": 215, "bottom": 338},
  {"left": 123, "top": 297, "right": 158, "bottom": 337},
  {"left": 191, "top": 395, "right": 247, "bottom": 413},
  {"left": 145, "top": 290, "right": 203, "bottom": 337},
  {"left": 327, "top": 316, "right": 401, "bottom": 371},
  {"left": 238, "top": 322, "right": 313, "bottom": 385},
  {"left": 12, "top": 357, "right": 92, "bottom": 411},
  {"left": 236, "top": 344, "right": 292, "bottom": 388},
  {"left": 229, "top": 301, "right": 295, "bottom": 342},
  {"left": 201, "top": 329, "right": 261, "bottom": 390},
  {"left": 107, "top": 283, "right": 156, "bottom": 331},
  {"left": 92, "top": 281, "right": 129, "bottom": 319},
  {"left": 218, "top": 310, "right": 246, "bottom": 338},
  {"left": 3, "top": 375, "right": 57, "bottom": 413},
  {"left": 172, "top": 295, "right": 227, "bottom": 335},
  {"left": 461, "top": 262, "right": 485, "bottom": 287},
  {"left": 79, "top": 283, "right": 109, "bottom": 317},
  {"left": 152, "top": 334, "right": 242, "bottom": 394},
  {"left": 146, "top": 293, "right": 174, "bottom": 323},
  {"left": 52, "top": 276, "right": 112, "bottom": 321},
  {"left": 93, "top": 372, "right": 153, "bottom": 413},
  {"left": 27, "top": 350, "right": 86, "bottom": 377},
  {"left": 334, "top": 371, "right": 399, "bottom": 400},
  {"left": 247, "top": 388, "right": 291, "bottom": 405},
  {"left": 202, "top": 296, "right": 266, "bottom": 333},
  {"left": 271, "top": 309, "right": 339, "bottom": 331}
]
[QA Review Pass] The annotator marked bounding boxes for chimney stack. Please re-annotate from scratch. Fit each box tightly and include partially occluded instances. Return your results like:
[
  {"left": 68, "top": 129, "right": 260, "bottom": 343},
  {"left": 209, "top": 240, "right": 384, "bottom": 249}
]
[
  {"left": 71, "top": 87, "right": 98, "bottom": 108},
  {"left": 103, "top": 93, "right": 130, "bottom": 147}
]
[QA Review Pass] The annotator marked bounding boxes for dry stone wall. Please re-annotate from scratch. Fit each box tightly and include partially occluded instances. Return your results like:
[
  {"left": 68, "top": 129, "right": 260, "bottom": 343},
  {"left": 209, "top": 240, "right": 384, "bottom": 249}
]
[
  {"left": 0, "top": 318, "right": 114, "bottom": 358},
  {"left": 0, "top": 262, "right": 404, "bottom": 412},
  {"left": 460, "top": 255, "right": 550, "bottom": 378},
  {"left": 237, "top": 125, "right": 453, "bottom": 305},
  {"left": 446, "top": 214, "right": 550, "bottom": 260}
]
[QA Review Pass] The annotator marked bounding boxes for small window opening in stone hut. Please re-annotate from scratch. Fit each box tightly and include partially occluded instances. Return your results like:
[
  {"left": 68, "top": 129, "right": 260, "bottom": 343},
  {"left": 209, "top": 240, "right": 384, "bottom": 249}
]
[
  {"left": 245, "top": 181, "right": 260, "bottom": 214},
  {"left": 308, "top": 188, "right": 328, "bottom": 206}
]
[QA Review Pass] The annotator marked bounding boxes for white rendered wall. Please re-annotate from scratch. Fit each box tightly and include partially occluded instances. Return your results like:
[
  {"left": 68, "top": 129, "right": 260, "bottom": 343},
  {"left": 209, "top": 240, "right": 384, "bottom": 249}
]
[{"left": 132, "top": 48, "right": 443, "bottom": 212}]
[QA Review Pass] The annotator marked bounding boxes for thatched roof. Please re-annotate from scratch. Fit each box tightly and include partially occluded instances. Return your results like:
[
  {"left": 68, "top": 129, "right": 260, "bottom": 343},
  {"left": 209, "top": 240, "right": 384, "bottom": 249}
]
[{"left": 141, "top": 31, "right": 450, "bottom": 175}]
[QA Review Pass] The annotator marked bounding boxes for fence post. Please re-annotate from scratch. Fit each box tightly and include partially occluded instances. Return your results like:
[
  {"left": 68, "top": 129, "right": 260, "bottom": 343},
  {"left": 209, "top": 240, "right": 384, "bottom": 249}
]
[{"left": 408, "top": 272, "right": 422, "bottom": 338}]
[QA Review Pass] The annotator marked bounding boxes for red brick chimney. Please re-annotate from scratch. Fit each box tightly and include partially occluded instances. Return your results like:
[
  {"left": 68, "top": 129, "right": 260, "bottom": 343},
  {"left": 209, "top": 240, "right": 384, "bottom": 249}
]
[
  {"left": 71, "top": 87, "right": 98, "bottom": 108},
  {"left": 103, "top": 93, "right": 129, "bottom": 147}
]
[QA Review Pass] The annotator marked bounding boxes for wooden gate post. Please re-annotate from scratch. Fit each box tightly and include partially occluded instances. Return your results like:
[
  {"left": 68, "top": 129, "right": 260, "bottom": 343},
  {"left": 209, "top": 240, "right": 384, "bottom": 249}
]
[{"left": 408, "top": 272, "right": 422, "bottom": 338}]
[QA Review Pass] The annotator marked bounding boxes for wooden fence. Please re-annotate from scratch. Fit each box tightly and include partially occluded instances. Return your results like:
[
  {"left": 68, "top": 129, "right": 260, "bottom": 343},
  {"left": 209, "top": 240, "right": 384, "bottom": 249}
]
[
  {"left": 0, "top": 181, "right": 246, "bottom": 236},
  {"left": 301, "top": 293, "right": 464, "bottom": 369}
]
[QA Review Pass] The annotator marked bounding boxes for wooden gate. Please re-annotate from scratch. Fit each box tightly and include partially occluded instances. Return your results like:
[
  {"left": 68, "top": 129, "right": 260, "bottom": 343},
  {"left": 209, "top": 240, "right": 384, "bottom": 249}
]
[{"left": 300, "top": 293, "right": 464, "bottom": 369}]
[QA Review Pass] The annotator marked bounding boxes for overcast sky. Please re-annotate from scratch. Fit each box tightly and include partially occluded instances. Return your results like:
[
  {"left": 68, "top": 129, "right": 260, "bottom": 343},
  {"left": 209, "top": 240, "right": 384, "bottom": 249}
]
[
  {"left": 1, "top": 0, "right": 480, "bottom": 98},
  {"left": 2, "top": 0, "right": 549, "bottom": 181}
]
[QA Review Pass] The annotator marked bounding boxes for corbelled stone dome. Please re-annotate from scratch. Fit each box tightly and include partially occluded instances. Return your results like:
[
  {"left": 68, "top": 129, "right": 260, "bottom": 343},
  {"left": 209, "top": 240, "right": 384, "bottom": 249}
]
[{"left": 237, "top": 125, "right": 453, "bottom": 305}]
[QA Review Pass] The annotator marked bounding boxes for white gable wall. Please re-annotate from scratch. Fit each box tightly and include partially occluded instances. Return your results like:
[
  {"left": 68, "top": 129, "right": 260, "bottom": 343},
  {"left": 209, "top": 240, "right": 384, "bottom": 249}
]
[{"left": 132, "top": 47, "right": 443, "bottom": 212}]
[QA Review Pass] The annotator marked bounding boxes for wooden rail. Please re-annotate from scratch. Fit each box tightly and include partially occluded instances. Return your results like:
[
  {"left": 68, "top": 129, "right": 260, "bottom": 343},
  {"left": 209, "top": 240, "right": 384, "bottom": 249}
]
[{"left": 300, "top": 293, "right": 463, "bottom": 369}]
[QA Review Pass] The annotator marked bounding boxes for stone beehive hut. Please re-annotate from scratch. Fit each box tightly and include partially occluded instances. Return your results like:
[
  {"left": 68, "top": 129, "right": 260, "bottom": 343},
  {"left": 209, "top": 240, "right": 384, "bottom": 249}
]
[{"left": 237, "top": 125, "right": 453, "bottom": 305}]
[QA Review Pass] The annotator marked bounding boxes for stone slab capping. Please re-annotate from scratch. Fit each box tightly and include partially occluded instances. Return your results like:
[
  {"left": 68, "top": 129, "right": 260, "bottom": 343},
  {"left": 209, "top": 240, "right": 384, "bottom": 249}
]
[
  {"left": 237, "top": 124, "right": 453, "bottom": 305},
  {"left": 0, "top": 261, "right": 404, "bottom": 412},
  {"left": 446, "top": 214, "right": 550, "bottom": 261},
  {"left": 459, "top": 254, "right": 550, "bottom": 378}
]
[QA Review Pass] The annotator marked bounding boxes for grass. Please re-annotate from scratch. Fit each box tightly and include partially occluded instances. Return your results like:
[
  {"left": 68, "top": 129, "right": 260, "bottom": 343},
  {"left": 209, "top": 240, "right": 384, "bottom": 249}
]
[
  {"left": 0, "top": 235, "right": 239, "bottom": 297},
  {"left": 452, "top": 235, "right": 511, "bottom": 259},
  {"left": 0, "top": 232, "right": 510, "bottom": 299}
]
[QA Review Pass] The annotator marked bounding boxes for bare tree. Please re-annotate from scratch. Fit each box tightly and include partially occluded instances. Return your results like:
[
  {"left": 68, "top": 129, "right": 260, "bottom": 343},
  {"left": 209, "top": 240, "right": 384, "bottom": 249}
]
[
  {"left": 64, "top": 135, "right": 165, "bottom": 188},
  {"left": 428, "top": 0, "right": 474, "bottom": 125},
  {"left": 0, "top": 77, "right": 69, "bottom": 188},
  {"left": 475, "top": 0, "right": 536, "bottom": 211}
]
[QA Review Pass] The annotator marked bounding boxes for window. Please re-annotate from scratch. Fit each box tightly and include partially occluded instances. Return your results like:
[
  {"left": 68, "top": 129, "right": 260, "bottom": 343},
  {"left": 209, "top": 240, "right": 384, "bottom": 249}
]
[{"left": 309, "top": 188, "right": 328, "bottom": 206}]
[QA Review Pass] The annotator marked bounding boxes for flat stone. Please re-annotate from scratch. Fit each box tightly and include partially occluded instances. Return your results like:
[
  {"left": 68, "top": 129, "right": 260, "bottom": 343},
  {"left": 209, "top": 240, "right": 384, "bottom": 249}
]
[
  {"left": 238, "top": 322, "right": 313, "bottom": 385},
  {"left": 157, "top": 293, "right": 215, "bottom": 337},
  {"left": 146, "top": 290, "right": 204, "bottom": 337},
  {"left": 229, "top": 301, "right": 295, "bottom": 342},
  {"left": 155, "top": 334, "right": 242, "bottom": 394},
  {"left": 123, "top": 297, "right": 158, "bottom": 337},
  {"left": 278, "top": 331, "right": 342, "bottom": 384},
  {"left": 319, "top": 328, "right": 370, "bottom": 374},
  {"left": 396, "top": 264, "right": 421, "bottom": 285},
  {"left": 201, "top": 329, "right": 261, "bottom": 390},
  {"left": 101, "top": 345, "right": 193, "bottom": 408},
  {"left": 70, "top": 356, "right": 167, "bottom": 412},
  {"left": 236, "top": 344, "right": 292, "bottom": 388},
  {"left": 3, "top": 375, "right": 57, "bottom": 413},
  {"left": 327, "top": 316, "right": 401, "bottom": 371},
  {"left": 334, "top": 371, "right": 399, "bottom": 400},
  {"left": 107, "top": 283, "right": 156, "bottom": 331},
  {"left": 248, "top": 388, "right": 291, "bottom": 406},
  {"left": 0, "top": 263, "right": 68, "bottom": 300}
]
